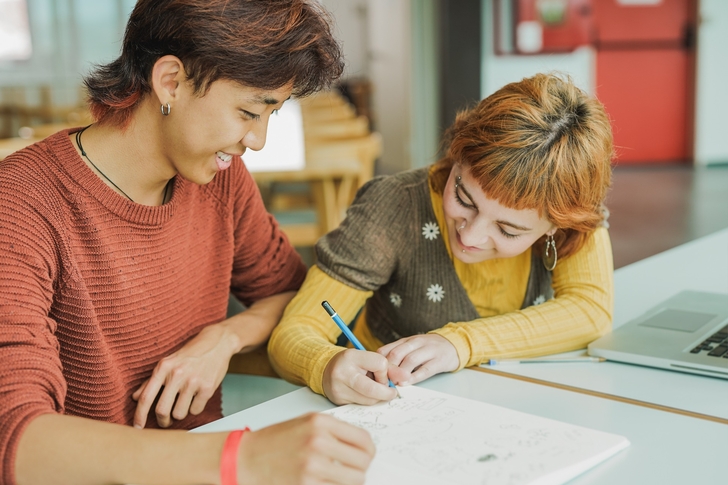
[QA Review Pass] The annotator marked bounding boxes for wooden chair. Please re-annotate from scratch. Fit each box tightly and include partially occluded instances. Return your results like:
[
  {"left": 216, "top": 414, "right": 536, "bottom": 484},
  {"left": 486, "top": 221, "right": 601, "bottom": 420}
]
[
  {"left": 303, "top": 115, "right": 370, "bottom": 141},
  {"left": 248, "top": 88, "right": 381, "bottom": 249},
  {"left": 306, "top": 132, "right": 382, "bottom": 208},
  {"left": 301, "top": 102, "right": 357, "bottom": 123},
  {"left": 252, "top": 159, "right": 362, "bottom": 247}
]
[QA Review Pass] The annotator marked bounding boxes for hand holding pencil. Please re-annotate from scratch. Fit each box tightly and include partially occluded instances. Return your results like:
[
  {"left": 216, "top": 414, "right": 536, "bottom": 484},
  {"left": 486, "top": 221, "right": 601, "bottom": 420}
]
[{"left": 320, "top": 301, "right": 402, "bottom": 405}]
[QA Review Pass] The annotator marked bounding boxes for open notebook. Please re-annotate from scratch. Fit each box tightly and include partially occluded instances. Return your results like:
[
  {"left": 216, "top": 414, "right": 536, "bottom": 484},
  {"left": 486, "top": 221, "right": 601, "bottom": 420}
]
[{"left": 324, "top": 386, "right": 629, "bottom": 485}]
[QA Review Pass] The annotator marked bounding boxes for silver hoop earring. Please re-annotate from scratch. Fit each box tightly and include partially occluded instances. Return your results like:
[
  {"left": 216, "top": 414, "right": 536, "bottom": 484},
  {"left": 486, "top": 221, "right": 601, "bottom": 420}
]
[
  {"left": 160, "top": 103, "right": 171, "bottom": 116},
  {"left": 543, "top": 234, "right": 557, "bottom": 271}
]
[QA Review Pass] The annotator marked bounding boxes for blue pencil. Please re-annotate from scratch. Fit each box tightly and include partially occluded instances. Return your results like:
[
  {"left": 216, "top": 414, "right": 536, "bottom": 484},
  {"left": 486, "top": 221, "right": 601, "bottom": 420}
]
[{"left": 321, "top": 300, "right": 401, "bottom": 398}]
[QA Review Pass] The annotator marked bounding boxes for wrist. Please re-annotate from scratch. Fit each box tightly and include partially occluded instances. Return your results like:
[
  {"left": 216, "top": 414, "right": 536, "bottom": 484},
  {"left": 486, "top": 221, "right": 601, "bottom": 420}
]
[
  {"left": 316, "top": 346, "right": 348, "bottom": 397},
  {"left": 210, "top": 320, "right": 246, "bottom": 357},
  {"left": 430, "top": 329, "right": 468, "bottom": 371},
  {"left": 220, "top": 428, "right": 250, "bottom": 485}
]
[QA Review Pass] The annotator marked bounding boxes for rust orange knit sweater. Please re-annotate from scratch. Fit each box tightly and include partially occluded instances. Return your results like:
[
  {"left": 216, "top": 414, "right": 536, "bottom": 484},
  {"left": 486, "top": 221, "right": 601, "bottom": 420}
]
[{"left": 0, "top": 130, "right": 306, "bottom": 484}]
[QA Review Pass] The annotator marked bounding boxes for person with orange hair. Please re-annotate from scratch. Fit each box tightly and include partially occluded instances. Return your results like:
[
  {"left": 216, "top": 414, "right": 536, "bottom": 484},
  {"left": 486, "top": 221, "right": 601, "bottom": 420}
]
[
  {"left": 269, "top": 73, "right": 614, "bottom": 406},
  {"left": 0, "top": 1, "right": 375, "bottom": 484}
]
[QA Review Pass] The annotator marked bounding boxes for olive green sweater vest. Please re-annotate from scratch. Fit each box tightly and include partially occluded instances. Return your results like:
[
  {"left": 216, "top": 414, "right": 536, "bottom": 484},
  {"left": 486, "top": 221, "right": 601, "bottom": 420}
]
[{"left": 316, "top": 168, "right": 553, "bottom": 344}]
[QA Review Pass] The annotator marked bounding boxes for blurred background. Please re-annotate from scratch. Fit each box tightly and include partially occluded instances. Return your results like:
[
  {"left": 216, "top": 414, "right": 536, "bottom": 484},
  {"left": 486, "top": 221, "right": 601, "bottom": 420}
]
[{"left": 1, "top": 0, "right": 727, "bottom": 269}]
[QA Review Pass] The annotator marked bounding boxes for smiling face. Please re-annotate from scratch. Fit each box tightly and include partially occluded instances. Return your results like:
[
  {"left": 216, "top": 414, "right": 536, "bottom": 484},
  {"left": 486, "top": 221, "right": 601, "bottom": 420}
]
[
  {"left": 442, "top": 165, "right": 556, "bottom": 264},
  {"left": 160, "top": 78, "right": 292, "bottom": 185}
]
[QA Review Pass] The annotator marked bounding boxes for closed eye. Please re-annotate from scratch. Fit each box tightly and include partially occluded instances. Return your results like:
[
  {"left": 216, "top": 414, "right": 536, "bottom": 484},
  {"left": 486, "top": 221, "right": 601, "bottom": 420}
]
[
  {"left": 498, "top": 227, "right": 519, "bottom": 239},
  {"left": 241, "top": 110, "right": 261, "bottom": 121},
  {"left": 457, "top": 184, "right": 520, "bottom": 239},
  {"left": 454, "top": 186, "right": 476, "bottom": 210}
]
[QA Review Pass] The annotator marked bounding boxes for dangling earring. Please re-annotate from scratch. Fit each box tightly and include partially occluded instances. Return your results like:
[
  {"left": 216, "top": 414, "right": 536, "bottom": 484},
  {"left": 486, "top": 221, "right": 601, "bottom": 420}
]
[
  {"left": 160, "top": 103, "right": 171, "bottom": 116},
  {"left": 543, "top": 234, "right": 557, "bottom": 271},
  {"left": 455, "top": 176, "right": 466, "bottom": 253}
]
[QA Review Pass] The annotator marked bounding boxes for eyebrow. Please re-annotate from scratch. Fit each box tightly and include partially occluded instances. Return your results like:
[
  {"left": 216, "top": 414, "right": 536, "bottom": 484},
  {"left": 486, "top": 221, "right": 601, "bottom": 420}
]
[
  {"left": 497, "top": 220, "right": 532, "bottom": 232},
  {"left": 457, "top": 181, "right": 533, "bottom": 232},
  {"left": 250, "top": 94, "right": 291, "bottom": 106}
]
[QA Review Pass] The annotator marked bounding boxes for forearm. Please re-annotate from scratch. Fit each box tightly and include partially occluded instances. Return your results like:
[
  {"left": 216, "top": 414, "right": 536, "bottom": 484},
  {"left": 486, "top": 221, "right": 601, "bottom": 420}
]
[
  {"left": 436, "top": 228, "right": 614, "bottom": 369},
  {"left": 268, "top": 266, "right": 371, "bottom": 393},
  {"left": 269, "top": 318, "right": 346, "bottom": 391},
  {"left": 16, "top": 413, "right": 225, "bottom": 485},
  {"left": 433, "top": 290, "right": 612, "bottom": 369},
  {"left": 223, "top": 291, "right": 298, "bottom": 355}
]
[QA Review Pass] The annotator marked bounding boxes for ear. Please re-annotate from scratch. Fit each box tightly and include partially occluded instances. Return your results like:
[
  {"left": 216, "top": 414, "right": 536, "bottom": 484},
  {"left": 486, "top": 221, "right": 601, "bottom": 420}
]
[
  {"left": 546, "top": 226, "right": 558, "bottom": 237},
  {"left": 150, "top": 55, "right": 185, "bottom": 106}
]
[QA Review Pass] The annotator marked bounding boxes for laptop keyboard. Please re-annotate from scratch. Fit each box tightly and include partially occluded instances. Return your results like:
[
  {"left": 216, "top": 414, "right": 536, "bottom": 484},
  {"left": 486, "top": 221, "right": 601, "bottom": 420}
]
[{"left": 691, "top": 325, "right": 728, "bottom": 357}]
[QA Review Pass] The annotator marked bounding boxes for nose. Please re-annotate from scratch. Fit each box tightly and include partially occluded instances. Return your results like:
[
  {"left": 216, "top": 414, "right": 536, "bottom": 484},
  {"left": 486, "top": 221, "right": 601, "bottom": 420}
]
[
  {"left": 458, "top": 219, "right": 490, "bottom": 247},
  {"left": 242, "top": 119, "right": 269, "bottom": 152}
]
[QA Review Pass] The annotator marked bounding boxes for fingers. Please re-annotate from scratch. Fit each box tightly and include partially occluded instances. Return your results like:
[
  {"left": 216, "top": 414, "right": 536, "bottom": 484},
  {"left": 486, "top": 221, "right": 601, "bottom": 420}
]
[
  {"left": 377, "top": 335, "right": 461, "bottom": 386},
  {"left": 387, "top": 363, "right": 413, "bottom": 385},
  {"left": 376, "top": 339, "right": 402, "bottom": 359},
  {"left": 170, "top": 386, "right": 194, "bottom": 421},
  {"left": 131, "top": 379, "right": 148, "bottom": 401},
  {"left": 351, "top": 373, "right": 396, "bottom": 405},
  {"left": 378, "top": 337, "right": 420, "bottom": 368},
  {"left": 323, "top": 349, "right": 398, "bottom": 405},
  {"left": 407, "top": 363, "right": 440, "bottom": 386},
  {"left": 319, "top": 414, "right": 376, "bottom": 459},
  {"left": 133, "top": 369, "right": 168, "bottom": 429},
  {"left": 238, "top": 413, "right": 375, "bottom": 485},
  {"left": 154, "top": 388, "right": 178, "bottom": 428},
  {"left": 304, "top": 414, "right": 375, "bottom": 478},
  {"left": 189, "top": 387, "right": 213, "bottom": 416}
]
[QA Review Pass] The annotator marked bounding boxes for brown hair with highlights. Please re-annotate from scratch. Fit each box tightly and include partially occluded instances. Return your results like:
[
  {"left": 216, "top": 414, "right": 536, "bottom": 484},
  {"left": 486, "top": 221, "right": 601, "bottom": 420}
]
[
  {"left": 431, "top": 73, "right": 613, "bottom": 259},
  {"left": 84, "top": 0, "right": 344, "bottom": 128}
]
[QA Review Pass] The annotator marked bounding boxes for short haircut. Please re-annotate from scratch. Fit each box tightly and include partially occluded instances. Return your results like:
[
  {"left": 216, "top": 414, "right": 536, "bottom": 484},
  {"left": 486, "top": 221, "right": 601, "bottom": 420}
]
[
  {"left": 84, "top": 0, "right": 344, "bottom": 127},
  {"left": 431, "top": 73, "right": 614, "bottom": 259}
]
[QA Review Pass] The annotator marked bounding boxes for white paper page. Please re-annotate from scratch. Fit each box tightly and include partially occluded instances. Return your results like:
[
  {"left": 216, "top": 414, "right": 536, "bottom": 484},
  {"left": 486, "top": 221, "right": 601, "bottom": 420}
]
[{"left": 323, "top": 386, "right": 629, "bottom": 485}]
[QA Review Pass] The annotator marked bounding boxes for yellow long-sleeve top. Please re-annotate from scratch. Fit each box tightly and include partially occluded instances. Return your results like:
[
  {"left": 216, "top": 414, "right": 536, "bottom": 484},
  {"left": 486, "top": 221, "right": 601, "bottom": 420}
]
[{"left": 269, "top": 168, "right": 613, "bottom": 395}]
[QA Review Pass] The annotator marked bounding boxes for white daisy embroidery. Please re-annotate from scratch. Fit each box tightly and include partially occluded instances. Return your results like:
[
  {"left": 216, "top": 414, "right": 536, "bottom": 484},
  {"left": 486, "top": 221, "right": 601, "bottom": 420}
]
[
  {"left": 421, "top": 222, "right": 440, "bottom": 240},
  {"left": 426, "top": 284, "right": 445, "bottom": 303},
  {"left": 533, "top": 295, "right": 546, "bottom": 306},
  {"left": 390, "top": 293, "right": 402, "bottom": 308}
]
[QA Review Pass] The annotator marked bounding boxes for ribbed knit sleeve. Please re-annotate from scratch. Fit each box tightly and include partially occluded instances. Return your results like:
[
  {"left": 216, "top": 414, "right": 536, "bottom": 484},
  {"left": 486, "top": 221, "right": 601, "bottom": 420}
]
[
  {"left": 433, "top": 227, "right": 614, "bottom": 369},
  {"left": 0, "top": 145, "right": 68, "bottom": 485},
  {"left": 228, "top": 162, "right": 307, "bottom": 306},
  {"left": 269, "top": 174, "right": 417, "bottom": 395},
  {"left": 268, "top": 266, "right": 371, "bottom": 394},
  {"left": 0, "top": 131, "right": 307, "bottom": 485}
]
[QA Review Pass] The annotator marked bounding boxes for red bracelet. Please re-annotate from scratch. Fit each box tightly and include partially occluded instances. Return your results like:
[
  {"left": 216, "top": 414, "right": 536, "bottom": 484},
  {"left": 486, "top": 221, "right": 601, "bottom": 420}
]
[{"left": 220, "top": 427, "right": 250, "bottom": 485}]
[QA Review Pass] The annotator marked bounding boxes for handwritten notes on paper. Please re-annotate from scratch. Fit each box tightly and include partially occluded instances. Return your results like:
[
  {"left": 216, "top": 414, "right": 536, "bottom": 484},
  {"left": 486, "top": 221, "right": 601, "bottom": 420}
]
[{"left": 323, "top": 386, "right": 629, "bottom": 485}]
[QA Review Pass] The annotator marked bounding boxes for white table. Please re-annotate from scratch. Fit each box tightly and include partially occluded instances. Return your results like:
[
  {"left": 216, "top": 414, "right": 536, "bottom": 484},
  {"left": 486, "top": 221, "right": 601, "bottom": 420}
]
[
  {"left": 201, "top": 369, "right": 727, "bottom": 484},
  {"left": 479, "top": 228, "right": 728, "bottom": 421}
]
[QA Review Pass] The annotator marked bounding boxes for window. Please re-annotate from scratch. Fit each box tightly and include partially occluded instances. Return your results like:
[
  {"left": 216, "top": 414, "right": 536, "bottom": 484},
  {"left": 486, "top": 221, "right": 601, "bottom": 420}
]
[{"left": 0, "top": 0, "right": 32, "bottom": 61}]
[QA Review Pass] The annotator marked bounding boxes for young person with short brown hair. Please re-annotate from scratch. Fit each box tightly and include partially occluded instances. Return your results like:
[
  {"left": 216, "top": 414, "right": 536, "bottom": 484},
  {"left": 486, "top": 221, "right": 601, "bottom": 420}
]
[
  {"left": 1, "top": 1, "right": 374, "bottom": 484},
  {"left": 269, "top": 73, "right": 615, "bottom": 406}
]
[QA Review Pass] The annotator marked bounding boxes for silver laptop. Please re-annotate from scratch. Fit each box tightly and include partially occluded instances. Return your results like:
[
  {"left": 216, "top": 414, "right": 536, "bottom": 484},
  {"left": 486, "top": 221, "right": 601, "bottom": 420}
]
[{"left": 588, "top": 290, "right": 728, "bottom": 379}]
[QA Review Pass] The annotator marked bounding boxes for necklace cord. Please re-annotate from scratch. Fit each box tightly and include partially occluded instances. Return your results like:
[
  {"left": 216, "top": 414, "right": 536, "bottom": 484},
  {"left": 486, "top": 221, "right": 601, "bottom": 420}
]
[{"left": 75, "top": 126, "right": 170, "bottom": 204}]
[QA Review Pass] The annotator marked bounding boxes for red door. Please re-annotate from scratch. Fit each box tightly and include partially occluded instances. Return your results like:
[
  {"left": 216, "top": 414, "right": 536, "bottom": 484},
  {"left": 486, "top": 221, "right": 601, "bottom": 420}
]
[{"left": 593, "top": 0, "right": 696, "bottom": 164}]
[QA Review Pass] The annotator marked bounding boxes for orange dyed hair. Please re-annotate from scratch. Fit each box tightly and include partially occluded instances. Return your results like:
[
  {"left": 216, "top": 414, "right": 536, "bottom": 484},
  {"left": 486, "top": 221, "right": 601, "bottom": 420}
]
[
  {"left": 84, "top": 0, "right": 343, "bottom": 128},
  {"left": 431, "top": 73, "right": 613, "bottom": 259}
]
